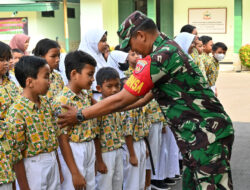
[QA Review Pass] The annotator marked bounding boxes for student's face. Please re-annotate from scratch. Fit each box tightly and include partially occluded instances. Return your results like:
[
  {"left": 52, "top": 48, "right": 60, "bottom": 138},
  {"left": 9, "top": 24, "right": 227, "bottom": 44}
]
[
  {"left": 75, "top": 64, "right": 95, "bottom": 90},
  {"left": 24, "top": 38, "right": 30, "bottom": 51},
  {"left": 43, "top": 48, "right": 60, "bottom": 71},
  {"left": 213, "top": 47, "right": 227, "bottom": 55},
  {"left": 103, "top": 46, "right": 110, "bottom": 61},
  {"left": 0, "top": 58, "right": 9, "bottom": 76},
  {"left": 128, "top": 50, "right": 139, "bottom": 69},
  {"left": 203, "top": 40, "right": 213, "bottom": 54},
  {"left": 31, "top": 64, "right": 51, "bottom": 95},
  {"left": 12, "top": 52, "right": 23, "bottom": 65},
  {"left": 97, "top": 78, "right": 121, "bottom": 98},
  {"left": 195, "top": 40, "right": 203, "bottom": 55},
  {"left": 98, "top": 34, "right": 109, "bottom": 54}
]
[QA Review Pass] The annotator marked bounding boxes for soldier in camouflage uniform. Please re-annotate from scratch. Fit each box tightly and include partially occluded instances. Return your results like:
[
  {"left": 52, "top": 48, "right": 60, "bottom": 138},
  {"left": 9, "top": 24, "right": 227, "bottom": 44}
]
[{"left": 58, "top": 11, "right": 234, "bottom": 190}]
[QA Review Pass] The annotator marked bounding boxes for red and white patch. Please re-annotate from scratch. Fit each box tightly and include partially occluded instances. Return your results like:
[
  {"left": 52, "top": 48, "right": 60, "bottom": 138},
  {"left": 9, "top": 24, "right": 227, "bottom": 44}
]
[{"left": 135, "top": 59, "right": 148, "bottom": 74}]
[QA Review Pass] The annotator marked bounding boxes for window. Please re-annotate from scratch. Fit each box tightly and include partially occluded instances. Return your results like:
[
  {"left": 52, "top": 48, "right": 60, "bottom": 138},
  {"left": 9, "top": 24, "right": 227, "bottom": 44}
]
[
  {"left": 67, "top": 8, "right": 75, "bottom": 18},
  {"left": 41, "top": 11, "right": 55, "bottom": 17}
]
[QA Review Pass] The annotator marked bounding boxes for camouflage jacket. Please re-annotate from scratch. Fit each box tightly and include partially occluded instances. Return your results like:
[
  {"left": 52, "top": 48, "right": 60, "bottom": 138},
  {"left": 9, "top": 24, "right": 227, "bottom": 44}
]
[{"left": 124, "top": 33, "right": 234, "bottom": 153}]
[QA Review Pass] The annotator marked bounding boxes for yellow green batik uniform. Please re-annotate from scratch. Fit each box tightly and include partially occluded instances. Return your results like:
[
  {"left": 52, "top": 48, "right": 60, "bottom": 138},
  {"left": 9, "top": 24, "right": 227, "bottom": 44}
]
[
  {"left": 6, "top": 96, "right": 59, "bottom": 158},
  {"left": 201, "top": 52, "right": 219, "bottom": 87},
  {"left": 0, "top": 76, "right": 20, "bottom": 119},
  {"left": 46, "top": 70, "right": 64, "bottom": 102},
  {"left": 53, "top": 86, "right": 96, "bottom": 142},
  {"left": 0, "top": 121, "right": 22, "bottom": 185}
]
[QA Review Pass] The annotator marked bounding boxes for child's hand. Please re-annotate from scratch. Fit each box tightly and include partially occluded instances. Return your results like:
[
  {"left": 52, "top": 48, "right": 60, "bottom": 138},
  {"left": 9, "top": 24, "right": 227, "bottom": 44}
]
[
  {"left": 146, "top": 148, "right": 149, "bottom": 158},
  {"left": 72, "top": 172, "right": 86, "bottom": 190},
  {"left": 96, "top": 160, "right": 108, "bottom": 174},
  {"left": 59, "top": 170, "right": 64, "bottom": 184},
  {"left": 129, "top": 155, "right": 138, "bottom": 166},
  {"left": 162, "top": 127, "right": 167, "bottom": 134}
]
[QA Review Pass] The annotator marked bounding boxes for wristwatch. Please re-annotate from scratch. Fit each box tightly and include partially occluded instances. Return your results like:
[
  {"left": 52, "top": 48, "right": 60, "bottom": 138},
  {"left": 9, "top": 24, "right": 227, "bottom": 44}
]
[{"left": 76, "top": 109, "right": 85, "bottom": 122}]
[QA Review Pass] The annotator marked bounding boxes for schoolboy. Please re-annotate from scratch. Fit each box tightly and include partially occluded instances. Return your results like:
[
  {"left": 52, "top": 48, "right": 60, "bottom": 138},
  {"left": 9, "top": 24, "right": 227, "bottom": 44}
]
[
  {"left": 121, "top": 77, "right": 149, "bottom": 190},
  {"left": 52, "top": 50, "right": 97, "bottom": 190},
  {"left": 94, "top": 67, "right": 124, "bottom": 190},
  {"left": 6, "top": 56, "right": 61, "bottom": 190},
  {"left": 190, "top": 38, "right": 207, "bottom": 81}
]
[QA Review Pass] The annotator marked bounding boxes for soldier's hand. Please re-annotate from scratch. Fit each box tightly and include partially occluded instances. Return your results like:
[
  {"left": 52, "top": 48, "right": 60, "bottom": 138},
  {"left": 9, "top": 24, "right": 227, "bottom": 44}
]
[{"left": 57, "top": 105, "right": 78, "bottom": 128}]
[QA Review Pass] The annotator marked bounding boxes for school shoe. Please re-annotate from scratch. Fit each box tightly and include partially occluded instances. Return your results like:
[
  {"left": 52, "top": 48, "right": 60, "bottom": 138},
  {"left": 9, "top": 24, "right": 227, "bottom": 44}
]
[
  {"left": 151, "top": 180, "right": 171, "bottom": 190},
  {"left": 164, "top": 178, "right": 176, "bottom": 186}
]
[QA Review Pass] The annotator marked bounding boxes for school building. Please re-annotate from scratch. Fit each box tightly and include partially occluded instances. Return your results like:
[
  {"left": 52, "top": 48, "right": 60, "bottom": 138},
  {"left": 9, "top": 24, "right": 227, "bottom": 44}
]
[
  {"left": 0, "top": 0, "right": 249, "bottom": 69},
  {"left": 0, "top": 0, "right": 81, "bottom": 52},
  {"left": 80, "top": 0, "right": 248, "bottom": 69}
]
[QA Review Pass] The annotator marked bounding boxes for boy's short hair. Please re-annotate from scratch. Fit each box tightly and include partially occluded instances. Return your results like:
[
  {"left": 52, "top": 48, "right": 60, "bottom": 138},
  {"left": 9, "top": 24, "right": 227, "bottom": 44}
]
[
  {"left": 65, "top": 50, "right": 97, "bottom": 80},
  {"left": 12, "top": 48, "right": 24, "bottom": 54},
  {"left": 32, "top": 38, "right": 60, "bottom": 57},
  {"left": 180, "top": 24, "right": 196, "bottom": 34},
  {"left": 15, "top": 56, "right": 48, "bottom": 88},
  {"left": 212, "top": 42, "right": 228, "bottom": 52},
  {"left": 96, "top": 67, "right": 120, "bottom": 86},
  {"left": 200, "top": 36, "right": 213, "bottom": 45},
  {"left": 131, "top": 18, "right": 158, "bottom": 37},
  {"left": 0, "top": 41, "right": 11, "bottom": 61}
]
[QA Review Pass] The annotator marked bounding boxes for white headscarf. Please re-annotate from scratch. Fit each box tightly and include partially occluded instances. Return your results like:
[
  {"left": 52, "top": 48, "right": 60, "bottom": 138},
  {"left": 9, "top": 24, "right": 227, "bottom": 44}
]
[
  {"left": 78, "top": 28, "right": 109, "bottom": 91},
  {"left": 107, "top": 50, "right": 128, "bottom": 79},
  {"left": 174, "top": 32, "right": 195, "bottom": 55}
]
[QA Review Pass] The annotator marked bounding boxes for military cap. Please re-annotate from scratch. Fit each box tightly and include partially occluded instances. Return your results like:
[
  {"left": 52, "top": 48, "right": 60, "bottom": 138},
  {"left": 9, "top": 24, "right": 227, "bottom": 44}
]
[{"left": 117, "top": 11, "right": 148, "bottom": 49}]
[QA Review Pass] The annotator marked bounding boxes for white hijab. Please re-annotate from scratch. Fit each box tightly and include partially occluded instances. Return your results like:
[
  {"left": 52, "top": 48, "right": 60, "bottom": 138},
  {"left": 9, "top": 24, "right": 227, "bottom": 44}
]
[
  {"left": 78, "top": 28, "right": 109, "bottom": 91},
  {"left": 174, "top": 32, "right": 195, "bottom": 55},
  {"left": 107, "top": 50, "right": 128, "bottom": 79}
]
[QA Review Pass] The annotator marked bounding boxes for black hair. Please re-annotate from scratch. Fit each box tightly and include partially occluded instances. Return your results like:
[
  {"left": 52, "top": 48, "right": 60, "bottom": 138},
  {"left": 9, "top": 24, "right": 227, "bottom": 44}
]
[
  {"left": 0, "top": 41, "right": 12, "bottom": 61},
  {"left": 180, "top": 24, "right": 196, "bottom": 34},
  {"left": 32, "top": 38, "right": 60, "bottom": 57},
  {"left": 115, "top": 45, "right": 131, "bottom": 53},
  {"left": 200, "top": 36, "right": 213, "bottom": 45},
  {"left": 15, "top": 56, "right": 47, "bottom": 88},
  {"left": 11, "top": 48, "right": 24, "bottom": 54},
  {"left": 96, "top": 67, "right": 120, "bottom": 86},
  {"left": 120, "top": 77, "right": 128, "bottom": 90},
  {"left": 65, "top": 50, "right": 97, "bottom": 81},
  {"left": 212, "top": 42, "right": 228, "bottom": 52},
  {"left": 132, "top": 18, "right": 158, "bottom": 37}
]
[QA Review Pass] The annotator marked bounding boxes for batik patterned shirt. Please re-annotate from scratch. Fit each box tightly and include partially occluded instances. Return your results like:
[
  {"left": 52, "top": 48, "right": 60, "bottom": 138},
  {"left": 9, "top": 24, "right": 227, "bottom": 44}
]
[
  {"left": 190, "top": 48, "right": 208, "bottom": 81},
  {"left": 0, "top": 121, "right": 22, "bottom": 184},
  {"left": 124, "top": 33, "right": 234, "bottom": 154},
  {"left": 122, "top": 107, "right": 149, "bottom": 142},
  {"left": 53, "top": 86, "right": 97, "bottom": 143},
  {"left": 0, "top": 76, "right": 20, "bottom": 119},
  {"left": 6, "top": 96, "right": 59, "bottom": 158},
  {"left": 143, "top": 98, "right": 166, "bottom": 125},
  {"left": 96, "top": 111, "right": 123, "bottom": 153},
  {"left": 46, "top": 70, "right": 64, "bottom": 102},
  {"left": 201, "top": 53, "right": 219, "bottom": 87}
]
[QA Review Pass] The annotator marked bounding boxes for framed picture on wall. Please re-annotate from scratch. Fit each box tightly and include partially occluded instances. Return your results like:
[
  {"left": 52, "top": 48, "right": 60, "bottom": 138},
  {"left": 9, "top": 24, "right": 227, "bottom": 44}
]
[{"left": 188, "top": 8, "right": 227, "bottom": 34}]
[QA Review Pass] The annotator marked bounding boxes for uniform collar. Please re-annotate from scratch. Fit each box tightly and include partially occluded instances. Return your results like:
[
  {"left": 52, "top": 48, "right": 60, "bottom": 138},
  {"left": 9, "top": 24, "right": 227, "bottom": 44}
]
[
  {"left": 63, "top": 86, "right": 86, "bottom": 101},
  {"left": 20, "top": 95, "right": 46, "bottom": 111}
]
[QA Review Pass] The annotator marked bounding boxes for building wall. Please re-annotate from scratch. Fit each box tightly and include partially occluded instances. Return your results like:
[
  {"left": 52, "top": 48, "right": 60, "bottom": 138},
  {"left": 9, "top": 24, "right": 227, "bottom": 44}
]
[
  {"left": 80, "top": 0, "right": 119, "bottom": 48},
  {"left": 0, "top": 2, "right": 80, "bottom": 52},
  {"left": 242, "top": 0, "right": 250, "bottom": 45},
  {"left": 174, "top": 0, "right": 235, "bottom": 62}
]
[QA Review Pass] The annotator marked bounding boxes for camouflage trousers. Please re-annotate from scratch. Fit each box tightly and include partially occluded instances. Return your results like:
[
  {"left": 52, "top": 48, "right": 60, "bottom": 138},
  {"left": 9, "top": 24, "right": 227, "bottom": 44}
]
[{"left": 181, "top": 135, "right": 234, "bottom": 190}]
